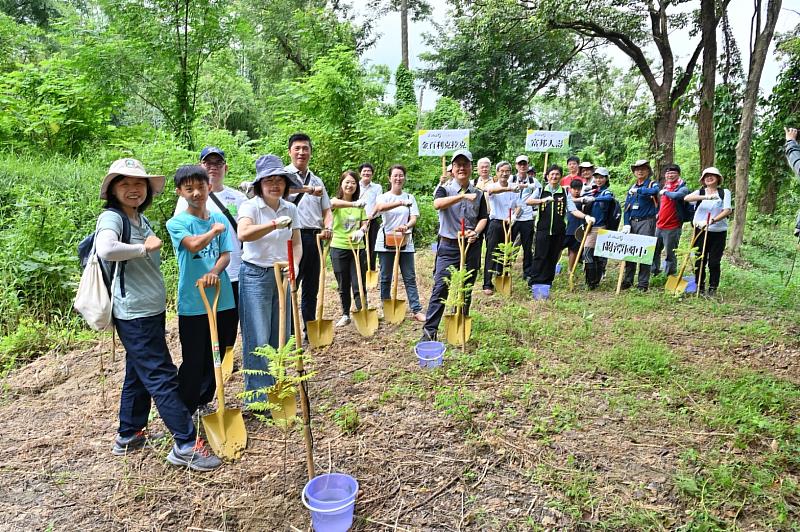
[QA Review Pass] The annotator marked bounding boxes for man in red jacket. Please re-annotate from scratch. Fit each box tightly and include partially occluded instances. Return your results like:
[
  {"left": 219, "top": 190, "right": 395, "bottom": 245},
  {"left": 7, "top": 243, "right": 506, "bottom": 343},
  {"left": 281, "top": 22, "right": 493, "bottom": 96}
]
[{"left": 652, "top": 163, "right": 689, "bottom": 276}]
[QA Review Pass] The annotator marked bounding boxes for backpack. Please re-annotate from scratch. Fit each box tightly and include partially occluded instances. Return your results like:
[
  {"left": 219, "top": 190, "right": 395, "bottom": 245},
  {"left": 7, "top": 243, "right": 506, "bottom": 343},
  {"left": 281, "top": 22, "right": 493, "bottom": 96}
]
[
  {"left": 672, "top": 181, "right": 695, "bottom": 223},
  {"left": 77, "top": 208, "right": 131, "bottom": 295},
  {"left": 607, "top": 198, "right": 623, "bottom": 231}
]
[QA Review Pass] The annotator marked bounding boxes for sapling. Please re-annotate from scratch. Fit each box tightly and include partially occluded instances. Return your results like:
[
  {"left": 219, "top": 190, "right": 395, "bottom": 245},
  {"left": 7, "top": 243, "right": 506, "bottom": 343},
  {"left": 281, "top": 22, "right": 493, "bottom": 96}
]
[
  {"left": 239, "top": 336, "right": 314, "bottom": 427},
  {"left": 442, "top": 265, "right": 474, "bottom": 314},
  {"left": 492, "top": 241, "right": 521, "bottom": 276}
]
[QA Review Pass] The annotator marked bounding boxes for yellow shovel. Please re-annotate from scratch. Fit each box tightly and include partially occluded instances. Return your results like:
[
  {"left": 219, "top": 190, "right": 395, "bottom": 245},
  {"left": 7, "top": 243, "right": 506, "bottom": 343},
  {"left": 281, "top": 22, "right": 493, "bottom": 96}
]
[
  {"left": 444, "top": 221, "right": 472, "bottom": 348},
  {"left": 270, "top": 262, "right": 298, "bottom": 423},
  {"left": 306, "top": 234, "right": 333, "bottom": 348},
  {"left": 364, "top": 220, "right": 379, "bottom": 289},
  {"left": 382, "top": 232, "right": 407, "bottom": 323},
  {"left": 569, "top": 220, "right": 593, "bottom": 291},
  {"left": 197, "top": 281, "right": 247, "bottom": 460},
  {"left": 494, "top": 213, "right": 514, "bottom": 295},
  {"left": 350, "top": 238, "right": 379, "bottom": 336},
  {"left": 665, "top": 216, "right": 707, "bottom": 295}
]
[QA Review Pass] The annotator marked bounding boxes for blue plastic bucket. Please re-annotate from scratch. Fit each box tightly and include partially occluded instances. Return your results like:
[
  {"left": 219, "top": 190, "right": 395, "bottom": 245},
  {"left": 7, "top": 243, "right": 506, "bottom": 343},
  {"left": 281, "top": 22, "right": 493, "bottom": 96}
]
[
  {"left": 531, "top": 284, "right": 550, "bottom": 300},
  {"left": 415, "top": 341, "right": 445, "bottom": 369},
  {"left": 302, "top": 473, "right": 359, "bottom": 532},
  {"left": 684, "top": 276, "right": 696, "bottom": 293},
  {"left": 554, "top": 263, "right": 562, "bottom": 275}
]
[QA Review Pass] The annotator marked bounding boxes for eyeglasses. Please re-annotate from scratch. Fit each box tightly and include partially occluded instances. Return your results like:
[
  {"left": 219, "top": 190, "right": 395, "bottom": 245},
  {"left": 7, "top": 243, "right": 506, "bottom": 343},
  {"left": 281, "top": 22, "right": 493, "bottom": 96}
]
[{"left": 202, "top": 160, "right": 225, "bottom": 168}]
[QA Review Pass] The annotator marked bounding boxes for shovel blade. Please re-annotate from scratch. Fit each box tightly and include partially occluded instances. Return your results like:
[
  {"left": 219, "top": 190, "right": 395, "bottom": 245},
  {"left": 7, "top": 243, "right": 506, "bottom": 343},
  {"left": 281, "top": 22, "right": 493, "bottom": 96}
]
[
  {"left": 221, "top": 346, "right": 235, "bottom": 383},
  {"left": 664, "top": 275, "right": 687, "bottom": 295},
  {"left": 444, "top": 315, "right": 472, "bottom": 346},
  {"left": 352, "top": 309, "right": 379, "bottom": 337},
  {"left": 268, "top": 387, "right": 298, "bottom": 425},
  {"left": 202, "top": 408, "right": 247, "bottom": 460},
  {"left": 382, "top": 299, "right": 407, "bottom": 324},
  {"left": 366, "top": 270, "right": 379, "bottom": 289},
  {"left": 307, "top": 319, "right": 334, "bottom": 348},
  {"left": 495, "top": 274, "right": 512, "bottom": 296}
]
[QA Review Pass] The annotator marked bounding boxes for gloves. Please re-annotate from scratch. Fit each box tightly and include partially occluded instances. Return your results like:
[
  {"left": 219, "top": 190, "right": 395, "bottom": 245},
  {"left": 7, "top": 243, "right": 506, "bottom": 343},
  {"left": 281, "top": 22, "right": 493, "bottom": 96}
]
[
  {"left": 350, "top": 229, "right": 365, "bottom": 243},
  {"left": 402, "top": 199, "right": 414, "bottom": 207},
  {"left": 705, "top": 194, "right": 720, "bottom": 201},
  {"left": 629, "top": 187, "right": 639, "bottom": 195},
  {"left": 352, "top": 198, "right": 367, "bottom": 208},
  {"left": 510, "top": 214, "right": 517, "bottom": 225},
  {"left": 542, "top": 196, "right": 554, "bottom": 203},
  {"left": 275, "top": 216, "right": 292, "bottom": 229},
  {"left": 695, "top": 220, "right": 708, "bottom": 230},
  {"left": 582, "top": 196, "right": 595, "bottom": 204},
  {"left": 622, "top": 225, "right": 631, "bottom": 234},
  {"left": 585, "top": 215, "right": 596, "bottom": 225}
]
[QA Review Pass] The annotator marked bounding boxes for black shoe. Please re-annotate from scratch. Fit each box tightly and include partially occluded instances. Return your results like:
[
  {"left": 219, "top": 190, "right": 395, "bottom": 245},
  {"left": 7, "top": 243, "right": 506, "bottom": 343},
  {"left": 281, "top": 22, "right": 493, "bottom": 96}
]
[
  {"left": 636, "top": 286, "right": 648, "bottom": 293},
  {"left": 420, "top": 330, "right": 437, "bottom": 342},
  {"left": 620, "top": 282, "right": 632, "bottom": 290}
]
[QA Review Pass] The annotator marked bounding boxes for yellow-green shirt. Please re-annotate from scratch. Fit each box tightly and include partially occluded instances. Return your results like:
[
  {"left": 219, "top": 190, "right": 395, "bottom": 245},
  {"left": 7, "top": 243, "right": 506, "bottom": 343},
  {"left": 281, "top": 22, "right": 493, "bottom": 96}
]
[{"left": 331, "top": 207, "right": 366, "bottom": 249}]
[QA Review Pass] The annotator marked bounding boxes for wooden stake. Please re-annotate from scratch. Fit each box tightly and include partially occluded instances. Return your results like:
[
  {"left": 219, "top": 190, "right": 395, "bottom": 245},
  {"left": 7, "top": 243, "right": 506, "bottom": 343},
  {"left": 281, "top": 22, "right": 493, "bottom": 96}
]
[
  {"left": 543, "top": 152, "right": 549, "bottom": 176},
  {"left": 615, "top": 260, "right": 625, "bottom": 295},
  {"left": 442, "top": 155, "right": 446, "bottom": 176}
]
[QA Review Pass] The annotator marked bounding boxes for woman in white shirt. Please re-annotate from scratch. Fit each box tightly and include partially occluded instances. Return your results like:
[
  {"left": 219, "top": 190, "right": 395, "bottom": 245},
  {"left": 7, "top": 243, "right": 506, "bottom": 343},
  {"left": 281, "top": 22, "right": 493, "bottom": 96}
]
[
  {"left": 684, "top": 167, "right": 733, "bottom": 296},
  {"left": 373, "top": 165, "right": 425, "bottom": 321},
  {"left": 237, "top": 154, "right": 302, "bottom": 408}
]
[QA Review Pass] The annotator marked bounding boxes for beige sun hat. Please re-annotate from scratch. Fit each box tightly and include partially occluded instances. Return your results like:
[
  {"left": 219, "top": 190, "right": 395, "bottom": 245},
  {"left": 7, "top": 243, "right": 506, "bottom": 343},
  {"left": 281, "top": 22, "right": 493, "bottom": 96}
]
[
  {"left": 700, "top": 166, "right": 724, "bottom": 185},
  {"left": 100, "top": 158, "right": 165, "bottom": 200}
]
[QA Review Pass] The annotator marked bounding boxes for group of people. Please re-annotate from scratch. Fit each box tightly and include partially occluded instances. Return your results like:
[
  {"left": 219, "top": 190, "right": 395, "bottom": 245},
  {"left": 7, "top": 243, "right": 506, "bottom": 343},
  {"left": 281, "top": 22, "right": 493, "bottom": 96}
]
[{"left": 97, "top": 131, "right": 735, "bottom": 471}]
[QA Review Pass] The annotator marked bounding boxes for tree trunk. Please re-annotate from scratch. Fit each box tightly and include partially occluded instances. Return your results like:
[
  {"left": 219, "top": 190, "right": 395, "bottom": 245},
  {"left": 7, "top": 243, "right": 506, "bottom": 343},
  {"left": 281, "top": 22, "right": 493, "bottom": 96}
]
[
  {"left": 758, "top": 178, "right": 779, "bottom": 214},
  {"left": 652, "top": 93, "right": 679, "bottom": 180},
  {"left": 729, "top": 0, "right": 782, "bottom": 255},
  {"left": 698, "top": 0, "right": 717, "bottom": 169},
  {"left": 401, "top": 0, "right": 409, "bottom": 68}
]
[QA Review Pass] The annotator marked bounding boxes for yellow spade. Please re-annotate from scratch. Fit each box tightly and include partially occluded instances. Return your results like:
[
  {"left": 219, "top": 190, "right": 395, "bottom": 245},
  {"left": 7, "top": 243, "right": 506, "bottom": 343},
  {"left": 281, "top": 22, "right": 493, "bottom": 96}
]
[
  {"left": 364, "top": 220, "right": 379, "bottom": 289},
  {"left": 494, "top": 216, "right": 513, "bottom": 296},
  {"left": 569, "top": 220, "right": 593, "bottom": 292},
  {"left": 444, "top": 226, "right": 472, "bottom": 348},
  {"left": 349, "top": 238, "right": 379, "bottom": 336},
  {"left": 197, "top": 282, "right": 247, "bottom": 460},
  {"left": 306, "top": 234, "right": 333, "bottom": 348},
  {"left": 269, "top": 262, "right": 298, "bottom": 423},
  {"left": 382, "top": 232, "right": 407, "bottom": 324},
  {"left": 665, "top": 218, "right": 707, "bottom": 295}
]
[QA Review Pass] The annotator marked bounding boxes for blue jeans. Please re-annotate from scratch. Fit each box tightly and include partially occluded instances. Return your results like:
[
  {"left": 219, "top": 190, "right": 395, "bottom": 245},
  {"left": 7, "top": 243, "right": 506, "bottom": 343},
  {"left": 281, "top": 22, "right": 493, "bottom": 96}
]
[
  {"left": 114, "top": 312, "right": 196, "bottom": 447},
  {"left": 238, "top": 261, "right": 291, "bottom": 406},
  {"left": 378, "top": 251, "right": 423, "bottom": 313}
]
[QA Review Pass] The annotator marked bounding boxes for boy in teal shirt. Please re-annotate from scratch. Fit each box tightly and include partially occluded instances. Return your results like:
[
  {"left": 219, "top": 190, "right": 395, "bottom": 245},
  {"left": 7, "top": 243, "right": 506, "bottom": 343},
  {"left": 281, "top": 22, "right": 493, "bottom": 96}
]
[{"left": 166, "top": 165, "right": 237, "bottom": 416}]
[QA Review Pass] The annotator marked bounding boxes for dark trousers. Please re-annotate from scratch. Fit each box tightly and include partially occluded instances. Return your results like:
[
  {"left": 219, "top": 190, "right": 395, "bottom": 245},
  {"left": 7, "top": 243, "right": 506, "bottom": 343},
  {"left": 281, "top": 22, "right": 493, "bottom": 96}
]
[
  {"left": 330, "top": 247, "right": 367, "bottom": 314},
  {"left": 115, "top": 312, "right": 196, "bottom": 447},
  {"left": 367, "top": 218, "right": 381, "bottom": 271},
  {"left": 623, "top": 217, "right": 656, "bottom": 289},
  {"left": 512, "top": 220, "right": 535, "bottom": 279},
  {"left": 423, "top": 239, "right": 482, "bottom": 337},
  {"left": 177, "top": 309, "right": 237, "bottom": 414},
  {"left": 531, "top": 231, "right": 564, "bottom": 285},
  {"left": 583, "top": 247, "right": 607, "bottom": 289},
  {"left": 297, "top": 229, "right": 321, "bottom": 325},
  {"left": 483, "top": 220, "right": 506, "bottom": 289},
  {"left": 693, "top": 229, "right": 726, "bottom": 291}
]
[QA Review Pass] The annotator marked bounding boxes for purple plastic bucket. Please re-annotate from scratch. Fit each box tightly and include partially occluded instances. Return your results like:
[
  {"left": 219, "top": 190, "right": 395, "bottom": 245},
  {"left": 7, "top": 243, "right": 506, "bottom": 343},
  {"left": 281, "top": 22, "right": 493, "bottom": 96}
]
[
  {"left": 684, "top": 276, "right": 696, "bottom": 293},
  {"left": 302, "top": 473, "right": 359, "bottom": 532},
  {"left": 531, "top": 284, "right": 550, "bottom": 300},
  {"left": 554, "top": 263, "right": 562, "bottom": 275},
  {"left": 415, "top": 341, "right": 445, "bottom": 369}
]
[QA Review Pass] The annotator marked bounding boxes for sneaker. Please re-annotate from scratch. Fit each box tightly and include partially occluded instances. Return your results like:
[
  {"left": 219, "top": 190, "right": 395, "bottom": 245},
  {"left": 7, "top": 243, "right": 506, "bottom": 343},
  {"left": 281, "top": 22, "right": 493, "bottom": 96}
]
[
  {"left": 335, "top": 315, "right": 351, "bottom": 327},
  {"left": 112, "top": 429, "right": 165, "bottom": 456},
  {"left": 482, "top": 288, "right": 494, "bottom": 295},
  {"left": 167, "top": 438, "right": 222, "bottom": 472},
  {"left": 413, "top": 312, "right": 426, "bottom": 322}
]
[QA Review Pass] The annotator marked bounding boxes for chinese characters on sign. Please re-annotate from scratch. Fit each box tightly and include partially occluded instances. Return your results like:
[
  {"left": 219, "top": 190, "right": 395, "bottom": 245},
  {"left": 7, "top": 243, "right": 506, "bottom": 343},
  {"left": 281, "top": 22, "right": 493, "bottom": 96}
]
[
  {"left": 594, "top": 230, "right": 657, "bottom": 265},
  {"left": 525, "top": 130, "right": 570, "bottom": 153},
  {"left": 418, "top": 129, "right": 470, "bottom": 156}
]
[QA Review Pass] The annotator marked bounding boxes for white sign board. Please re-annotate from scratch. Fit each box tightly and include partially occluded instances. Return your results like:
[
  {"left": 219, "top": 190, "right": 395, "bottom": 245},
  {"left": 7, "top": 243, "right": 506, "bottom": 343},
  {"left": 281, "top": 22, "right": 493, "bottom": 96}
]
[
  {"left": 525, "top": 130, "right": 570, "bottom": 152},
  {"left": 594, "top": 230, "right": 657, "bottom": 264},
  {"left": 418, "top": 129, "right": 470, "bottom": 156}
]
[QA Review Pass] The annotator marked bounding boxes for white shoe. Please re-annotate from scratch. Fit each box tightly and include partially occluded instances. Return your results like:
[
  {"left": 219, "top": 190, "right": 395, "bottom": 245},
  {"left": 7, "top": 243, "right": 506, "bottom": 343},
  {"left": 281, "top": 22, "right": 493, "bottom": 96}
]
[{"left": 335, "top": 315, "right": 351, "bottom": 327}]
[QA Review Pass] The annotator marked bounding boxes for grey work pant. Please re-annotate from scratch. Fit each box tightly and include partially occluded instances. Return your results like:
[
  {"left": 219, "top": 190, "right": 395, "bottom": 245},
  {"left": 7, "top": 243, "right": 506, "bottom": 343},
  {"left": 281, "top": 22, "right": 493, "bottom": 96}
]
[
  {"left": 623, "top": 217, "right": 656, "bottom": 289},
  {"left": 653, "top": 226, "right": 682, "bottom": 276}
]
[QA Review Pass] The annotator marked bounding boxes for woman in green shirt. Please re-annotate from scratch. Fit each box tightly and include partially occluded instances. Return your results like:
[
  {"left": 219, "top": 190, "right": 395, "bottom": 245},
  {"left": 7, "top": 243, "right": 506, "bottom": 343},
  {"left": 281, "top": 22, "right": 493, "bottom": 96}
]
[{"left": 330, "top": 170, "right": 369, "bottom": 326}]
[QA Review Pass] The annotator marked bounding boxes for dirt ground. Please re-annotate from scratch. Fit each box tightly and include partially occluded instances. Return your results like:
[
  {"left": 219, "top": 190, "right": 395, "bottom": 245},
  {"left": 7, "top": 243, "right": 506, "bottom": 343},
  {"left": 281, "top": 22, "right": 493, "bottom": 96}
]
[{"left": 1, "top": 249, "right": 798, "bottom": 531}]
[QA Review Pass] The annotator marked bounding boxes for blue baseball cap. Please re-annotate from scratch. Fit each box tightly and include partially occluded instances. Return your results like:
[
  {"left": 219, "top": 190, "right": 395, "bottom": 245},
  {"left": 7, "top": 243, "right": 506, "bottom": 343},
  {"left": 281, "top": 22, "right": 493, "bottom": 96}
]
[{"left": 200, "top": 146, "right": 226, "bottom": 162}]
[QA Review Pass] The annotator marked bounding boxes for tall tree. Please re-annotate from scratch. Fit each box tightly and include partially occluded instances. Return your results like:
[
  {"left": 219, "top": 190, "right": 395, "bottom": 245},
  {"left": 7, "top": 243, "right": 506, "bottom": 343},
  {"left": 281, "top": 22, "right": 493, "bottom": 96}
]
[
  {"left": 525, "top": 0, "right": 731, "bottom": 176},
  {"left": 101, "top": 0, "right": 233, "bottom": 149},
  {"left": 369, "top": 0, "right": 431, "bottom": 68},
  {"left": 698, "top": 0, "right": 719, "bottom": 170},
  {"left": 713, "top": 12, "right": 744, "bottom": 191},
  {"left": 420, "top": 0, "right": 587, "bottom": 158},
  {"left": 729, "top": 0, "right": 783, "bottom": 254}
]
